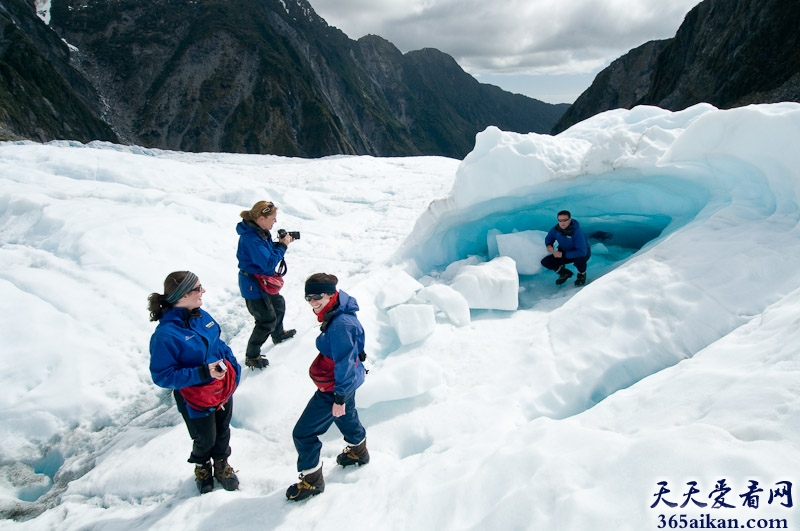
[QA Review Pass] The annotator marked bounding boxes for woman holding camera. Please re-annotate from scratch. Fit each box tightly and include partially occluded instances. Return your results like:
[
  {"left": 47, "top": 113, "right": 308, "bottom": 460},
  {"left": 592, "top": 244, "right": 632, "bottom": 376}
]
[
  {"left": 237, "top": 200, "right": 296, "bottom": 369},
  {"left": 148, "top": 271, "right": 241, "bottom": 494}
]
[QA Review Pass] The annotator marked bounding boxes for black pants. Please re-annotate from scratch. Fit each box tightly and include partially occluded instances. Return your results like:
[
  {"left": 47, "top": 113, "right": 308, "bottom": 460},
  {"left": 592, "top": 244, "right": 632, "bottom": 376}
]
[
  {"left": 244, "top": 293, "right": 286, "bottom": 358},
  {"left": 174, "top": 390, "right": 232, "bottom": 464},
  {"left": 541, "top": 253, "right": 590, "bottom": 274}
]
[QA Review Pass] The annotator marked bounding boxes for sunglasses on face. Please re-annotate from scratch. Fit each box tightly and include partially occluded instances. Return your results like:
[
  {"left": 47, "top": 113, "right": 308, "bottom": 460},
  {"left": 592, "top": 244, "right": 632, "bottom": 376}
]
[
  {"left": 189, "top": 284, "right": 203, "bottom": 293},
  {"left": 558, "top": 218, "right": 570, "bottom": 222},
  {"left": 305, "top": 294, "right": 325, "bottom": 301}
]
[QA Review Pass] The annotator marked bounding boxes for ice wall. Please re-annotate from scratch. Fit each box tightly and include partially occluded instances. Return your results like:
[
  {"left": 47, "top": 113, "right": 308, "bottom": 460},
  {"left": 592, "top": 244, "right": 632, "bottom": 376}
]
[{"left": 396, "top": 106, "right": 721, "bottom": 274}]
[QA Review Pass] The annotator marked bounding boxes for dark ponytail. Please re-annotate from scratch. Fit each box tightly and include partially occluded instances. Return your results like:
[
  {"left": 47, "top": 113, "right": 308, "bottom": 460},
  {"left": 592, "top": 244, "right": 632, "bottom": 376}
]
[
  {"left": 148, "top": 271, "right": 193, "bottom": 321},
  {"left": 147, "top": 292, "right": 169, "bottom": 322}
]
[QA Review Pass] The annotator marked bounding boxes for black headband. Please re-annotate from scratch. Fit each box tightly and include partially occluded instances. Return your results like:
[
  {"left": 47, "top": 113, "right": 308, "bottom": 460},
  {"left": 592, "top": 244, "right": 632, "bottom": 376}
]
[{"left": 305, "top": 281, "right": 336, "bottom": 295}]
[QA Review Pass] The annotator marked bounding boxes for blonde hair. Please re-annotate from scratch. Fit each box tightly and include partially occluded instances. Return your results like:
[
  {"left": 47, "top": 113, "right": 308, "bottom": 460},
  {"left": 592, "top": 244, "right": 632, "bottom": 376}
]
[{"left": 241, "top": 201, "right": 277, "bottom": 222}]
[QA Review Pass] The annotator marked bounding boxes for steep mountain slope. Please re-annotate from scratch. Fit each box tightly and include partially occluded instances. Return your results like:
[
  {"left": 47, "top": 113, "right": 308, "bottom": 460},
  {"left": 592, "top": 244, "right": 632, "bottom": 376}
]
[
  {"left": 33, "top": 0, "right": 565, "bottom": 158},
  {"left": 645, "top": 0, "right": 800, "bottom": 109},
  {"left": 552, "top": 40, "right": 670, "bottom": 136},
  {"left": 552, "top": 0, "right": 800, "bottom": 134},
  {"left": 401, "top": 47, "right": 567, "bottom": 157},
  {"left": 0, "top": 0, "right": 116, "bottom": 142}
]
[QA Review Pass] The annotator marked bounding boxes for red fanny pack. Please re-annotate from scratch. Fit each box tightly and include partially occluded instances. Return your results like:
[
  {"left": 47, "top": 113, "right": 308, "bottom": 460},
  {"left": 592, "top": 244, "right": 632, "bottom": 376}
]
[
  {"left": 253, "top": 259, "right": 287, "bottom": 295},
  {"left": 180, "top": 360, "right": 238, "bottom": 410},
  {"left": 253, "top": 273, "right": 284, "bottom": 294},
  {"left": 309, "top": 353, "right": 335, "bottom": 392}
]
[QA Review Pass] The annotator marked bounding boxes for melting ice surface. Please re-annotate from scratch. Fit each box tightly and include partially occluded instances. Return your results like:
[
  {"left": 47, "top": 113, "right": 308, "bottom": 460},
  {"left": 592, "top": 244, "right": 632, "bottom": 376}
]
[{"left": 1, "top": 103, "right": 799, "bottom": 530}]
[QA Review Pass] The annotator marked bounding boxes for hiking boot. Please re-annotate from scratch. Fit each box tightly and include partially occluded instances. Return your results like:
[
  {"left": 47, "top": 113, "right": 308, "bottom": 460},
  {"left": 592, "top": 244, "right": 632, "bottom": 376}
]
[
  {"left": 286, "top": 466, "right": 325, "bottom": 501},
  {"left": 213, "top": 457, "right": 239, "bottom": 491},
  {"left": 336, "top": 439, "right": 370, "bottom": 467},
  {"left": 555, "top": 266, "right": 574, "bottom": 285},
  {"left": 272, "top": 329, "right": 297, "bottom": 345},
  {"left": 574, "top": 272, "right": 587, "bottom": 287},
  {"left": 195, "top": 460, "right": 214, "bottom": 494},
  {"left": 245, "top": 355, "right": 269, "bottom": 370}
]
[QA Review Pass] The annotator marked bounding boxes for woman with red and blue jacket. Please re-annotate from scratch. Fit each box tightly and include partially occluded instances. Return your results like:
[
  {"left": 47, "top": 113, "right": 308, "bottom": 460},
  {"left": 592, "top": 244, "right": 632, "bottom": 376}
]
[
  {"left": 148, "top": 271, "right": 242, "bottom": 494},
  {"left": 236, "top": 200, "right": 296, "bottom": 369},
  {"left": 286, "top": 273, "right": 369, "bottom": 501}
]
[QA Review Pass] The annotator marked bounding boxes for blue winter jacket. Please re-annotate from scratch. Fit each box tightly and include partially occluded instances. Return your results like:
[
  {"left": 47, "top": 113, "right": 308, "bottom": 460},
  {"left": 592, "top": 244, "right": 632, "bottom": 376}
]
[
  {"left": 544, "top": 219, "right": 590, "bottom": 259},
  {"left": 316, "top": 290, "right": 366, "bottom": 400},
  {"left": 236, "top": 220, "right": 287, "bottom": 300},
  {"left": 149, "top": 307, "right": 241, "bottom": 416}
]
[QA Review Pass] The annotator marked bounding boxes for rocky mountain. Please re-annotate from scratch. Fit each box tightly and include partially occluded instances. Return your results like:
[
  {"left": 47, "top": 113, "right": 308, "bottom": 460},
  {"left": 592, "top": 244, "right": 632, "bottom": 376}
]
[
  {"left": 0, "top": 0, "right": 567, "bottom": 158},
  {"left": 551, "top": 40, "right": 671, "bottom": 136},
  {"left": 0, "top": 0, "right": 117, "bottom": 143},
  {"left": 552, "top": 0, "right": 800, "bottom": 134}
]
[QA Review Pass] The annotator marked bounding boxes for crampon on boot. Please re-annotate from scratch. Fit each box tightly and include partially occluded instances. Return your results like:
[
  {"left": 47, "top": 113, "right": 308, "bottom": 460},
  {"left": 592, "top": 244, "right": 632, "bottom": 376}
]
[
  {"left": 336, "top": 439, "right": 370, "bottom": 467},
  {"left": 245, "top": 355, "right": 269, "bottom": 370},
  {"left": 272, "top": 329, "right": 297, "bottom": 344},
  {"left": 213, "top": 457, "right": 240, "bottom": 491},
  {"left": 555, "top": 266, "right": 574, "bottom": 285},
  {"left": 574, "top": 272, "right": 587, "bottom": 287},
  {"left": 286, "top": 465, "right": 325, "bottom": 501},
  {"left": 195, "top": 460, "right": 214, "bottom": 494}
]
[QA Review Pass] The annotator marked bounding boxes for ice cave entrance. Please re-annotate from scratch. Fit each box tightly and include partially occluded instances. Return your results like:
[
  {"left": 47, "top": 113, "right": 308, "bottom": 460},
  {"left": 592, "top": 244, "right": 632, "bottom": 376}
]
[{"left": 409, "top": 172, "right": 709, "bottom": 311}]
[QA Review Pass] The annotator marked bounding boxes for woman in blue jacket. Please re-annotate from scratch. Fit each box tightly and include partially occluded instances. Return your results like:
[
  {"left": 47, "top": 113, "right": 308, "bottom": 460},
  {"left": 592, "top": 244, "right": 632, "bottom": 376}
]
[
  {"left": 148, "top": 271, "right": 242, "bottom": 494},
  {"left": 237, "top": 201, "right": 296, "bottom": 369},
  {"left": 286, "top": 273, "right": 369, "bottom": 501}
]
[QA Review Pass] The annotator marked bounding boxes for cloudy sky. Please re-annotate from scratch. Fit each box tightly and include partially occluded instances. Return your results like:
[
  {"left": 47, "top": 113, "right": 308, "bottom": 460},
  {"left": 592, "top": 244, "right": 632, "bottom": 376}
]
[{"left": 309, "top": 0, "right": 702, "bottom": 104}]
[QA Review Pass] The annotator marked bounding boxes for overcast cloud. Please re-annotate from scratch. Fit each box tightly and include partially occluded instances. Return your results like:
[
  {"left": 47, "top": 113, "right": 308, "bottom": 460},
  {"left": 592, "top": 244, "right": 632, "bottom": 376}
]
[{"left": 308, "top": 0, "right": 702, "bottom": 103}]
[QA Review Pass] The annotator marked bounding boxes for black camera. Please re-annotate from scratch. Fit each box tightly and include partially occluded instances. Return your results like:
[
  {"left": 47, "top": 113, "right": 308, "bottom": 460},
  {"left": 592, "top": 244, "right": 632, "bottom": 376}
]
[{"left": 277, "top": 229, "right": 300, "bottom": 240}]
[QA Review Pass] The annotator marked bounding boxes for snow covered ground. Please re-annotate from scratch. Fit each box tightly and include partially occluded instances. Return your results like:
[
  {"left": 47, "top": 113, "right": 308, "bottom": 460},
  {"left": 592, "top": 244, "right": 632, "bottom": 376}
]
[{"left": 1, "top": 103, "right": 798, "bottom": 530}]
